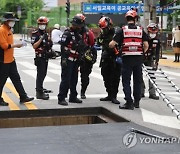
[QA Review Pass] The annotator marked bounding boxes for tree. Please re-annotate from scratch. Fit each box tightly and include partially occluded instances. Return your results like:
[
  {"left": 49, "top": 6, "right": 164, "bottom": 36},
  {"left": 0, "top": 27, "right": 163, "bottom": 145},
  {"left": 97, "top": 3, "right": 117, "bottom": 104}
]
[
  {"left": 0, "top": 0, "right": 44, "bottom": 32},
  {"left": 0, "top": 0, "right": 44, "bottom": 21}
]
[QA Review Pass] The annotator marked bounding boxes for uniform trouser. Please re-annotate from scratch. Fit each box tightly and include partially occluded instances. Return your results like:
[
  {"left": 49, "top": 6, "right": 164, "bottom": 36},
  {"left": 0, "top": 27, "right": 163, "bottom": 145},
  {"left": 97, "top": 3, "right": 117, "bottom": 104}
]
[
  {"left": 141, "top": 79, "right": 156, "bottom": 96},
  {"left": 80, "top": 62, "right": 93, "bottom": 93},
  {"left": 122, "top": 56, "right": 143, "bottom": 103},
  {"left": 100, "top": 58, "right": 121, "bottom": 98},
  {"left": 141, "top": 58, "right": 156, "bottom": 96},
  {"left": 0, "top": 61, "right": 27, "bottom": 101},
  {"left": 36, "top": 58, "right": 48, "bottom": 92},
  {"left": 58, "top": 60, "right": 78, "bottom": 101}
]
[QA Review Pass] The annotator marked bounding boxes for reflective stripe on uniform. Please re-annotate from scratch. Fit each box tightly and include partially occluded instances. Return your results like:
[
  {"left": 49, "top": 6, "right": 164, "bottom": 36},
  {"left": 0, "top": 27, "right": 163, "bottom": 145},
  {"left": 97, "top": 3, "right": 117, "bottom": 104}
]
[{"left": 122, "top": 25, "right": 143, "bottom": 55}]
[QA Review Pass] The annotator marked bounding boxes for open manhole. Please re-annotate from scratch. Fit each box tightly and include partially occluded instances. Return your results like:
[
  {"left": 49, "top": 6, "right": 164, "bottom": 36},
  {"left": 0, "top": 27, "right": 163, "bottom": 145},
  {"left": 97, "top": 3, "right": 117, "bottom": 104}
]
[{"left": 0, "top": 107, "right": 129, "bottom": 128}]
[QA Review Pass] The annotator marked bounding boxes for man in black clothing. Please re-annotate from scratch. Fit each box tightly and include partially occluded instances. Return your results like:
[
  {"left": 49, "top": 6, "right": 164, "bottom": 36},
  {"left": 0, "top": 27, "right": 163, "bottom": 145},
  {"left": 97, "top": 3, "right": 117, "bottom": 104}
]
[
  {"left": 141, "top": 23, "right": 160, "bottom": 100},
  {"left": 97, "top": 16, "right": 121, "bottom": 104},
  {"left": 57, "top": 15, "right": 83, "bottom": 106},
  {"left": 31, "top": 16, "right": 54, "bottom": 100},
  {"left": 109, "top": 10, "right": 149, "bottom": 109}
]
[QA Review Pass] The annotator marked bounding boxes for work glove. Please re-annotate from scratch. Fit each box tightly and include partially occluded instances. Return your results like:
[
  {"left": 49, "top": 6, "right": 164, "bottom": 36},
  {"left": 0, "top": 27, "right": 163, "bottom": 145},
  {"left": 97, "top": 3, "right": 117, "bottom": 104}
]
[{"left": 40, "top": 34, "right": 47, "bottom": 40}]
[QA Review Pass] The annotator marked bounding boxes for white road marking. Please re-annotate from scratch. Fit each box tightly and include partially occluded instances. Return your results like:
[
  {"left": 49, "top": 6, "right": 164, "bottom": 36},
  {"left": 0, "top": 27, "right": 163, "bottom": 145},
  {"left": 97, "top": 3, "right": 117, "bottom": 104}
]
[
  {"left": 141, "top": 108, "right": 180, "bottom": 130},
  {"left": 22, "top": 70, "right": 56, "bottom": 82},
  {"left": 90, "top": 72, "right": 103, "bottom": 80},
  {"left": 163, "top": 70, "right": 180, "bottom": 77},
  {"left": 17, "top": 61, "right": 36, "bottom": 69},
  {"left": 48, "top": 69, "right": 61, "bottom": 75},
  {"left": 48, "top": 61, "right": 61, "bottom": 69}
]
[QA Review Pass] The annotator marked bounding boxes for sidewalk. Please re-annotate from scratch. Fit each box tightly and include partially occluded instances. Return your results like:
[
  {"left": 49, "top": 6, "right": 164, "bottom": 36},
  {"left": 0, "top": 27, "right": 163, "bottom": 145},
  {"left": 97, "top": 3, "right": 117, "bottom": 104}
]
[{"left": 159, "top": 54, "right": 180, "bottom": 68}]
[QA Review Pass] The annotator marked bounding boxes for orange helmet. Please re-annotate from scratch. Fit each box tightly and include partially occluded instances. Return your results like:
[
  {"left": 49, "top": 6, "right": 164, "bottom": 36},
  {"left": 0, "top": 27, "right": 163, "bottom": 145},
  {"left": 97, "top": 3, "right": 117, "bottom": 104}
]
[
  {"left": 37, "top": 16, "right": 49, "bottom": 24},
  {"left": 98, "top": 16, "right": 113, "bottom": 29},
  {"left": 76, "top": 13, "right": 86, "bottom": 22},
  {"left": 125, "top": 10, "right": 137, "bottom": 18},
  {"left": 147, "top": 23, "right": 158, "bottom": 33}
]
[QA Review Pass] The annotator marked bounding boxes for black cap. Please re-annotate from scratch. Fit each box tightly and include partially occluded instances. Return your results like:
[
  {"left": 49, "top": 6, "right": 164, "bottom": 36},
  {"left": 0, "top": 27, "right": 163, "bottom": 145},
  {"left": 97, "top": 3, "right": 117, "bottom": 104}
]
[
  {"left": 70, "top": 16, "right": 84, "bottom": 27},
  {"left": 1, "top": 12, "right": 19, "bottom": 22}
]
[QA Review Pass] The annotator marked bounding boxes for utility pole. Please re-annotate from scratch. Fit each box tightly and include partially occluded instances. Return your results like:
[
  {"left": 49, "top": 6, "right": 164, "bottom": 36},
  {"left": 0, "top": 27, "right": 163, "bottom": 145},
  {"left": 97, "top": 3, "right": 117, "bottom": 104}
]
[
  {"left": 149, "top": 0, "right": 156, "bottom": 23},
  {"left": 172, "top": 1, "right": 176, "bottom": 28},
  {"left": 65, "top": 0, "right": 70, "bottom": 27},
  {"left": 143, "top": 0, "right": 150, "bottom": 32}
]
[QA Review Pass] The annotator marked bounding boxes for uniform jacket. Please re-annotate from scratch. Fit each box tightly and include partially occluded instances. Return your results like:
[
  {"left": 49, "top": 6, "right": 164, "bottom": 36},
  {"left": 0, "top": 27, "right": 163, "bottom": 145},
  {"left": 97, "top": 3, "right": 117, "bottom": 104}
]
[
  {"left": 97, "top": 27, "right": 115, "bottom": 58},
  {"left": 0, "top": 24, "right": 14, "bottom": 63},
  {"left": 31, "top": 29, "right": 52, "bottom": 58},
  {"left": 60, "top": 27, "right": 82, "bottom": 61},
  {"left": 146, "top": 37, "right": 160, "bottom": 62}
]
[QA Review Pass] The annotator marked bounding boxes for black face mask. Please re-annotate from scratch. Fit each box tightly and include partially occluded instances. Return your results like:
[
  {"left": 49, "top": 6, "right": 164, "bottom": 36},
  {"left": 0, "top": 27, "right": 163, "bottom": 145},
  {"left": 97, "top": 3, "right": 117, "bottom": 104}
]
[
  {"left": 102, "top": 27, "right": 114, "bottom": 35},
  {"left": 72, "top": 26, "right": 81, "bottom": 33},
  {"left": 102, "top": 28, "right": 109, "bottom": 35}
]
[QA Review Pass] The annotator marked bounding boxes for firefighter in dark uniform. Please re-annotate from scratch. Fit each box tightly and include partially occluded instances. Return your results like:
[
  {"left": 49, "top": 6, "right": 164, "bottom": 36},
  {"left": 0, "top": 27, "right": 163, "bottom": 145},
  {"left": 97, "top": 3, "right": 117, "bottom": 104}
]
[
  {"left": 76, "top": 14, "right": 97, "bottom": 99},
  {"left": 57, "top": 15, "right": 83, "bottom": 106},
  {"left": 31, "top": 16, "right": 54, "bottom": 100},
  {"left": 141, "top": 23, "right": 160, "bottom": 100},
  {"left": 97, "top": 16, "right": 121, "bottom": 104},
  {"left": 109, "top": 10, "right": 149, "bottom": 109}
]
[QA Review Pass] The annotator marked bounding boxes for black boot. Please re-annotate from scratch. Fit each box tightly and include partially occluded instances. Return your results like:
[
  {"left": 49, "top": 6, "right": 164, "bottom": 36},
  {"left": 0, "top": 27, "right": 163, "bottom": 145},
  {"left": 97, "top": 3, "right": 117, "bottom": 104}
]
[
  {"left": 81, "top": 93, "right": 86, "bottom": 99},
  {"left": 20, "top": 96, "right": 34, "bottom": 104},
  {"left": 141, "top": 93, "right": 145, "bottom": 98},
  {"left": 111, "top": 98, "right": 120, "bottom": 104},
  {"left": 36, "top": 91, "right": 49, "bottom": 100},
  {"left": 58, "top": 99, "right": 68, "bottom": 106},
  {"left": 134, "top": 101, "right": 140, "bottom": 108},
  {"left": 119, "top": 102, "right": 134, "bottom": 110},
  {"left": 174, "top": 53, "right": 178, "bottom": 62},
  {"left": 81, "top": 86, "right": 87, "bottom": 99},
  {"left": 149, "top": 94, "right": 159, "bottom": 100},
  {"left": 81, "top": 89, "right": 86, "bottom": 99},
  {"left": 177, "top": 54, "right": 180, "bottom": 62},
  {"left": 43, "top": 88, "right": 53, "bottom": 93},
  {"left": 100, "top": 96, "right": 111, "bottom": 101},
  {"left": 0, "top": 100, "right": 9, "bottom": 106},
  {"left": 69, "top": 97, "right": 82, "bottom": 103}
]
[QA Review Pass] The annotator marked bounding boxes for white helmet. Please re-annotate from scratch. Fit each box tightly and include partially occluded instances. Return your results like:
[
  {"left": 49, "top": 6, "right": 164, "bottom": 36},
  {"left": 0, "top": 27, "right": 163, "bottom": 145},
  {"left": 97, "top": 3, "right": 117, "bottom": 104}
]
[
  {"left": 54, "top": 24, "right": 60, "bottom": 29},
  {"left": 60, "top": 26, "right": 66, "bottom": 32}
]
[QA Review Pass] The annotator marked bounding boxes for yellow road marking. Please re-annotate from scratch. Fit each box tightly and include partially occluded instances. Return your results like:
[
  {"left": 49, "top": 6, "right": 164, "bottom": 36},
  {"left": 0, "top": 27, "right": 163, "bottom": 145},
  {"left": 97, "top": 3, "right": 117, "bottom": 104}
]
[
  {"left": 2, "top": 92, "right": 20, "bottom": 110},
  {"left": 5, "top": 83, "right": 38, "bottom": 110},
  {"left": 159, "top": 59, "right": 180, "bottom": 68}
]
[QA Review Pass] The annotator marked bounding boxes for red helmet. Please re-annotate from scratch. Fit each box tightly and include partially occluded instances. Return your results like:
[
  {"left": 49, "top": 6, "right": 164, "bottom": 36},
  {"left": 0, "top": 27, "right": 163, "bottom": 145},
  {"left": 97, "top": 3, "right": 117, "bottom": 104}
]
[
  {"left": 131, "top": 7, "right": 138, "bottom": 13},
  {"left": 37, "top": 16, "right": 49, "bottom": 24},
  {"left": 125, "top": 10, "right": 137, "bottom": 18},
  {"left": 98, "top": 16, "right": 113, "bottom": 29},
  {"left": 76, "top": 13, "right": 86, "bottom": 22},
  {"left": 147, "top": 23, "right": 158, "bottom": 33}
]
